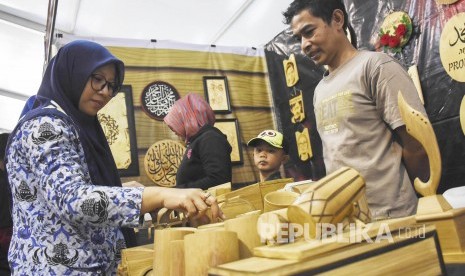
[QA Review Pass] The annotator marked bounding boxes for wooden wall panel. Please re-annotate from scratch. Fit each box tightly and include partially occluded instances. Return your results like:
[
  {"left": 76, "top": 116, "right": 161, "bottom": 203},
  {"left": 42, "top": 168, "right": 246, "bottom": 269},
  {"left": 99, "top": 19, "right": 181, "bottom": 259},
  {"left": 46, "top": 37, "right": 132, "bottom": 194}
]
[
  {"left": 134, "top": 108, "right": 275, "bottom": 149},
  {"left": 124, "top": 70, "right": 272, "bottom": 109},
  {"left": 107, "top": 47, "right": 266, "bottom": 73}
]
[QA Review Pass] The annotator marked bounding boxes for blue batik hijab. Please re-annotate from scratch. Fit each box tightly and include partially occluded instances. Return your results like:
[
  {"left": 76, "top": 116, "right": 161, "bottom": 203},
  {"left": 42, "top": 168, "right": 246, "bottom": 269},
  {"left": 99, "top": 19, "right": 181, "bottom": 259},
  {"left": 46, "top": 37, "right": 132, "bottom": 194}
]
[{"left": 36, "top": 40, "right": 125, "bottom": 188}]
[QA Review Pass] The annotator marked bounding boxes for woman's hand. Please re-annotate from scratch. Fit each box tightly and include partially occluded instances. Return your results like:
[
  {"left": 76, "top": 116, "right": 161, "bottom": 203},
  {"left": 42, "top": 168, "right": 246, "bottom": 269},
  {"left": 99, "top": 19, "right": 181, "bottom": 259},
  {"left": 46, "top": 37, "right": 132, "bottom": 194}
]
[{"left": 141, "top": 187, "right": 225, "bottom": 223}]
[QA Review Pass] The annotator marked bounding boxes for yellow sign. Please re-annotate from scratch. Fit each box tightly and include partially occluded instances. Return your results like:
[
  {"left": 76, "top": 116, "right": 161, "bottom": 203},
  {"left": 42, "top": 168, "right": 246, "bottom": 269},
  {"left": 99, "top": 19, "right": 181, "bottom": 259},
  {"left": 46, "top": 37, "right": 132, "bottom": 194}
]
[
  {"left": 295, "top": 128, "right": 312, "bottom": 161},
  {"left": 289, "top": 90, "right": 305, "bottom": 124},
  {"left": 440, "top": 12, "right": 465, "bottom": 82},
  {"left": 435, "top": 0, "right": 459, "bottom": 4},
  {"left": 283, "top": 54, "right": 299, "bottom": 87}
]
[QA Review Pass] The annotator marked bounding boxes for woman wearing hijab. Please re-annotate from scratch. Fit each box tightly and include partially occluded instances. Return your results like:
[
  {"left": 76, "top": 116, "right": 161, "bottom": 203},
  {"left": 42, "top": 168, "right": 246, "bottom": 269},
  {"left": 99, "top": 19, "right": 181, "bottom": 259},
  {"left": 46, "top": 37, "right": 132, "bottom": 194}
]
[
  {"left": 164, "top": 93, "right": 232, "bottom": 190},
  {"left": 5, "top": 40, "right": 222, "bottom": 275}
]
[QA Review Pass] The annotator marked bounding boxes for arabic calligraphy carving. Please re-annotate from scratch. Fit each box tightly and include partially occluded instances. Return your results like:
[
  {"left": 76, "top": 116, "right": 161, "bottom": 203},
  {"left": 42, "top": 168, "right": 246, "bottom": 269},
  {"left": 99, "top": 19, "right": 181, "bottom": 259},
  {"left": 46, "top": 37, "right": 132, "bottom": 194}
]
[
  {"left": 440, "top": 12, "right": 465, "bottom": 82},
  {"left": 98, "top": 113, "right": 119, "bottom": 145},
  {"left": 97, "top": 92, "right": 133, "bottom": 171},
  {"left": 141, "top": 81, "right": 180, "bottom": 120},
  {"left": 144, "top": 140, "right": 186, "bottom": 187},
  {"left": 449, "top": 23, "right": 465, "bottom": 47}
]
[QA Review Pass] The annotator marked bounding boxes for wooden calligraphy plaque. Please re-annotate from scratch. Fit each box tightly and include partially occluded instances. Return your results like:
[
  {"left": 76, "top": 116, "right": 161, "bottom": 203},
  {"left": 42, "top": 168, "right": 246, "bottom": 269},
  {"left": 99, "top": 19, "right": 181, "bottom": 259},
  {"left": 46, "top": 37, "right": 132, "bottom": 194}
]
[{"left": 144, "top": 139, "right": 186, "bottom": 187}]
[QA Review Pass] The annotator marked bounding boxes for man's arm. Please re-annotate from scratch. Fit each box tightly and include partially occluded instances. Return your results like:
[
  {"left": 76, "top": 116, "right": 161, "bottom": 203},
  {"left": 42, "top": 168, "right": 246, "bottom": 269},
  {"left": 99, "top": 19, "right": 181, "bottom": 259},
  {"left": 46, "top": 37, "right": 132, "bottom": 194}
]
[{"left": 395, "top": 125, "right": 430, "bottom": 183}]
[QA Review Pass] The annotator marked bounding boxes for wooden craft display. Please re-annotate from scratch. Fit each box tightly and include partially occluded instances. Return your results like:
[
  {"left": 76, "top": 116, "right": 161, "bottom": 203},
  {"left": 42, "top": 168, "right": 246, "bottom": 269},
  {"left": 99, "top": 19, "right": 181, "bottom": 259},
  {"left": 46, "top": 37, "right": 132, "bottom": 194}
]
[
  {"left": 153, "top": 227, "right": 196, "bottom": 275},
  {"left": 398, "top": 90, "right": 465, "bottom": 263},
  {"left": 219, "top": 196, "right": 256, "bottom": 220},
  {"left": 257, "top": 208, "right": 289, "bottom": 244},
  {"left": 216, "top": 178, "right": 294, "bottom": 214},
  {"left": 131, "top": 92, "right": 465, "bottom": 274},
  {"left": 207, "top": 182, "right": 232, "bottom": 196},
  {"left": 287, "top": 167, "right": 371, "bottom": 239},
  {"left": 282, "top": 179, "right": 315, "bottom": 194},
  {"left": 117, "top": 244, "right": 153, "bottom": 276},
  {"left": 255, "top": 168, "right": 371, "bottom": 245},
  {"left": 169, "top": 240, "right": 185, "bottom": 276},
  {"left": 211, "top": 224, "right": 444, "bottom": 275},
  {"left": 184, "top": 230, "right": 240, "bottom": 275},
  {"left": 224, "top": 211, "right": 263, "bottom": 259},
  {"left": 259, "top": 178, "right": 294, "bottom": 199},
  {"left": 263, "top": 191, "right": 299, "bottom": 213},
  {"left": 398, "top": 92, "right": 441, "bottom": 197}
]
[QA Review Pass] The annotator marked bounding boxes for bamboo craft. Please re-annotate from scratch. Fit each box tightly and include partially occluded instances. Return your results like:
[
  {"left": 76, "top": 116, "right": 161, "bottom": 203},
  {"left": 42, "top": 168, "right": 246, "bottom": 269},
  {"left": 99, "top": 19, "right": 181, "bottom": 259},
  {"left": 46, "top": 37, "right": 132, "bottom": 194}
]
[
  {"left": 287, "top": 167, "right": 371, "bottom": 239},
  {"left": 263, "top": 191, "right": 299, "bottom": 213},
  {"left": 169, "top": 240, "right": 185, "bottom": 276},
  {"left": 398, "top": 91, "right": 441, "bottom": 198},
  {"left": 398, "top": 90, "right": 465, "bottom": 263},
  {"left": 153, "top": 227, "right": 196, "bottom": 276},
  {"left": 211, "top": 223, "right": 443, "bottom": 275},
  {"left": 253, "top": 216, "right": 416, "bottom": 260},
  {"left": 224, "top": 211, "right": 263, "bottom": 259},
  {"left": 216, "top": 178, "right": 294, "bottom": 216},
  {"left": 219, "top": 196, "right": 257, "bottom": 220},
  {"left": 258, "top": 178, "right": 294, "bottom": 199},
  {"left": 117, "top": 244, "right": 154, "bottom": 276},
  {"left": 207, "top": 182, "right": 232, "bottom": 197},
  {"left": 217, "top": 184, "right": 262, "bottom": 212},
  {"left": 257, "top": 208, "right": 290, "bottom": 244},
  {"left": 184, "top": 230, "right": 240, "bottom": 275}
]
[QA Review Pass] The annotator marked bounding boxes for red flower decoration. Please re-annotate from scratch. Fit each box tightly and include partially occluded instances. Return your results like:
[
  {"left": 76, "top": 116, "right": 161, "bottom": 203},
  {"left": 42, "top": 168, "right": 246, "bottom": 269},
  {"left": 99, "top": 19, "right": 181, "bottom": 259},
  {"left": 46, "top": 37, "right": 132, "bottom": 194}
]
[
  {"left": 378, "top": 12, "right": 412, "bottom": 53},
  {"left": 380, "top": 34, "right": 391, "bottom": 46},
  {"left": 395, "top": 24, "right": 407, "bottom": 37},
  {"left": 388, "top": 36, "right": 400, "bottom": 48},
  {"left": 187, "top": 148, "right": 192, "bottom": 159}
]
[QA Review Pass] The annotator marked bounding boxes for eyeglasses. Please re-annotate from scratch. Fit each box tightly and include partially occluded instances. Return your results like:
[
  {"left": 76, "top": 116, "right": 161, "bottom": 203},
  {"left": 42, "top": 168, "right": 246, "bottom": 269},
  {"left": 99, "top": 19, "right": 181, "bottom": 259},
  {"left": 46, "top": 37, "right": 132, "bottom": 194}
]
[{"left": 90, "top": 74, "right": 120, "bottom": 97}]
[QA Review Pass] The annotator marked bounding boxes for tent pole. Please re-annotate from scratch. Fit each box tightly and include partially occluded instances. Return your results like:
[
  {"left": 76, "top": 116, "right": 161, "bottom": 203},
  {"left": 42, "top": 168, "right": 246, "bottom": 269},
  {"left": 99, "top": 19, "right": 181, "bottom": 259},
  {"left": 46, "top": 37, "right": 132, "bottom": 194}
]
[
  {"left": 210, "top": 0, "right": 255, "bottom": 45},
  {"left": 44, "top": 0, "right": 58, "bottom": 75}
]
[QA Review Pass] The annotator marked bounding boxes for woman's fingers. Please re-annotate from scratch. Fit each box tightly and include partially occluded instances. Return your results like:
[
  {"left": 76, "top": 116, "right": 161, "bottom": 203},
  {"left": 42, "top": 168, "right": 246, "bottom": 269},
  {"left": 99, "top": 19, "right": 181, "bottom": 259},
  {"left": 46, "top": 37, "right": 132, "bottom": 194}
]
[
  {"left": 203, "top": 192, "right": 225, "bottom": 222},
  {"left": 191, "top": 192, "right": 209, "bottom": 217},
  {"left": 181, "top": 196, "right": 199, "bottom": 218},
  {"left": 161, "top": 188, "right": 224, "bottom": 222}
]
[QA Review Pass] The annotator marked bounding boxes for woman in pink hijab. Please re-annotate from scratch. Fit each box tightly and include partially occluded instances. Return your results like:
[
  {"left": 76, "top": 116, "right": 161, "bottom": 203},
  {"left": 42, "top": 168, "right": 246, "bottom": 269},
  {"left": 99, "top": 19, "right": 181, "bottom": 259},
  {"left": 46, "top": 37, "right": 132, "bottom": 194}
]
[{"left": 164, "top": 93, "right": 232, "bottom": 190}]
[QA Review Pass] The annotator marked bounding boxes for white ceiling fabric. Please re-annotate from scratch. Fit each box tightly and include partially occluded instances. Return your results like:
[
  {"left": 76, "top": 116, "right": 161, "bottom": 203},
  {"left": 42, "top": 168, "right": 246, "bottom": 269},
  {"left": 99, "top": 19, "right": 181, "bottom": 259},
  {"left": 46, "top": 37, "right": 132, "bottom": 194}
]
[{"left": 0, "top": 0, "right": 293, "bottom": 132}]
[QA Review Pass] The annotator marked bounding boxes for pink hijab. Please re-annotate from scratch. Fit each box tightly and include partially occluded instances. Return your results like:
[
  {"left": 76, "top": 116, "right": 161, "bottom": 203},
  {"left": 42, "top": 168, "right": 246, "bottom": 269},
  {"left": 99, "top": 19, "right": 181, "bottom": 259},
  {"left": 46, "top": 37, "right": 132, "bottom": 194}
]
[{"left": 164, "top": 93, "right": 216, "bottom": 142}]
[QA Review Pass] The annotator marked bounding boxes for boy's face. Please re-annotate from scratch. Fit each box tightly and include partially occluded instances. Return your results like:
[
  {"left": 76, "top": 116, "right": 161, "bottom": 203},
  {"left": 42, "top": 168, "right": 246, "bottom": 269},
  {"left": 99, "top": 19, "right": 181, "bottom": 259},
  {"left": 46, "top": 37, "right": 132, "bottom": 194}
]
[
  {"left": 253, "top": 141, "right": 286, "bottom": 174},
  {"left": 291, "top": 9, "right": 341, "bottom": 68}
]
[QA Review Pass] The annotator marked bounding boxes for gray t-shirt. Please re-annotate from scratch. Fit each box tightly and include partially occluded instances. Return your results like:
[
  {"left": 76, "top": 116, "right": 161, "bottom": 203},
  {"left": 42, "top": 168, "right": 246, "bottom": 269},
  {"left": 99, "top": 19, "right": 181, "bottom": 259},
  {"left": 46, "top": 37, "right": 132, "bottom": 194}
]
[{"left": 314, "top": 51, "right": 426, "bottom": 219}]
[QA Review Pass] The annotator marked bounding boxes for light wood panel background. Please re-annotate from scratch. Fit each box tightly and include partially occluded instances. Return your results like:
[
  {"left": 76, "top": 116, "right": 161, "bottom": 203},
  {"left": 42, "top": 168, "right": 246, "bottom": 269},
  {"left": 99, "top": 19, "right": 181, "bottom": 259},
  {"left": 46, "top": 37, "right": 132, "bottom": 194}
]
[{"left": 107, "top": 46, "right": 276, "bottom": 187}]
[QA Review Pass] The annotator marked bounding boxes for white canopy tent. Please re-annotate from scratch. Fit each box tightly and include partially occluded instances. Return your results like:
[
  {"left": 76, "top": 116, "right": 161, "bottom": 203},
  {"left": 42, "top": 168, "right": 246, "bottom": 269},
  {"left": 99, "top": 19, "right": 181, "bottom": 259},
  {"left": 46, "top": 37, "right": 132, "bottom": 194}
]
[{"left": 0, "top": 0, "right": 293, "bottom": 132}]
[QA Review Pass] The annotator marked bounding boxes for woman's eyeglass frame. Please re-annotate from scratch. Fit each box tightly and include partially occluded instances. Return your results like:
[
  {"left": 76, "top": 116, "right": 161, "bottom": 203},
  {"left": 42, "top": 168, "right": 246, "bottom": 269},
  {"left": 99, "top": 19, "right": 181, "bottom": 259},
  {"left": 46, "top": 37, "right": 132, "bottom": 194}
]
[{"left": 90, "top": 74, "right": 120, "bottom": 97}]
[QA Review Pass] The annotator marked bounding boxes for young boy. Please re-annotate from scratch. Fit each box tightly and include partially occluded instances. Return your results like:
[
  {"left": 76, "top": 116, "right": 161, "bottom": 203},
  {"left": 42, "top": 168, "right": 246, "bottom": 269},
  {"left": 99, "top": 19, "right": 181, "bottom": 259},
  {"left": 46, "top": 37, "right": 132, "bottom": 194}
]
[{"left": 247, "top": 130, "right": 289, "bottom": 182}]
